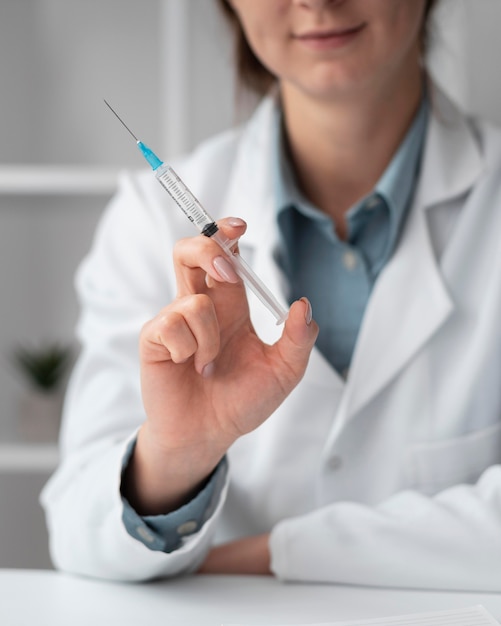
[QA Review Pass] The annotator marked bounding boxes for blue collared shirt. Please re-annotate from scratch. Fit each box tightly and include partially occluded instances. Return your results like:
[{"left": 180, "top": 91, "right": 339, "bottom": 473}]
[
  {"left": 121, "top": 96, "right": 429, "bottom": 551},
  {"left": 275, "top": 97, "right": 428, "bottom": 374}
]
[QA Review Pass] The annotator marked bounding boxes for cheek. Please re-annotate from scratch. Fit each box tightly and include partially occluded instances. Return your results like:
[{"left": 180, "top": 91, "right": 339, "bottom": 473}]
[
  {"left": 367, "top": 1, "right": 425, "bottom": 69},
  {"left": 386, "top": 0, "right": 426, "bottom": 48},
  {"left": 230, "top": 0, "right": 290, "bottom": 74},
  {"left": 241, "top": 24, "right": 291, "bottom": 78}
]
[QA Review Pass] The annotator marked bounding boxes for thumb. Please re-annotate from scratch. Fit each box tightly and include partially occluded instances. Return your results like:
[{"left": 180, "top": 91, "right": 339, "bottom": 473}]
[{"left": 272, "top": 297, "right": 319, "bottom": 392}]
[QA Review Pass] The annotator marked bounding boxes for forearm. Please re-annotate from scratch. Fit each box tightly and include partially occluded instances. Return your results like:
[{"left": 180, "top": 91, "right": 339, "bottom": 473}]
[{"left": 270, "top": 466, "right": 501, "bottom": 591}]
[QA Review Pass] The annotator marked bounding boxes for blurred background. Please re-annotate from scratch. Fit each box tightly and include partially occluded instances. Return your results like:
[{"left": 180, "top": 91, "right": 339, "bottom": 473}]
[{"left": 0, "top": 0, "right": 499, "bottom": 570}]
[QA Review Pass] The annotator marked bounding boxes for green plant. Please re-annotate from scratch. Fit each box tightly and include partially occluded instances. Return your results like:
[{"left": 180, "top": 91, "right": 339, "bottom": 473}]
[{"left": 12, "top": 343, "right": 72, "bottom": 392}]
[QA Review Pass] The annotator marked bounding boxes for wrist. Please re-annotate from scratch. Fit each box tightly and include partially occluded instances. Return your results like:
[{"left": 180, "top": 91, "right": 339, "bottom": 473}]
[{"left": 121, "top": 424, "right": 226, "bottom": 516}]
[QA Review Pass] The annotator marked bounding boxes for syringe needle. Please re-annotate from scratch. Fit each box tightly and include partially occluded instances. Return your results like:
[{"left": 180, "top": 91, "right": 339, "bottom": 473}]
[
  {"left": 103, "top": 99, "right": 139, "bottom": 142},
  {"left": 103, "top": 98, "right": 288, "bottom": 325}
]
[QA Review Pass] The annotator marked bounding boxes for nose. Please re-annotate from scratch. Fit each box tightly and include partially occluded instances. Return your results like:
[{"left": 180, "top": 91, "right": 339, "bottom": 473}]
[{"left": 293, "top": 0, "right": 345, "bottom": 8}]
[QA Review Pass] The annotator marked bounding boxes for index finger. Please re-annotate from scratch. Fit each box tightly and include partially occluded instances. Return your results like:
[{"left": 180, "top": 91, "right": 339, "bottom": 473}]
[{"left": 173, "top": 218, "right": 247, "bottom": 297}]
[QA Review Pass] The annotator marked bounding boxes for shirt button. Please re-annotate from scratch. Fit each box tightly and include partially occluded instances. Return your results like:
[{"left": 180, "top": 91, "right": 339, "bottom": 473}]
[
  {"left": 328, "top": 456, "right": 343, "bottom": 470},
  {"left": 136, "top": 526, "right": 155, "bottom": 543},
  {"left": 342, "top": 251, "right": 358, "bottom": 271},
  {"left": 176, "top": 520, "right": 198, "bottom": 536},
  {"left": 365, "top": 195, "right": 380, "bottom": 210}
]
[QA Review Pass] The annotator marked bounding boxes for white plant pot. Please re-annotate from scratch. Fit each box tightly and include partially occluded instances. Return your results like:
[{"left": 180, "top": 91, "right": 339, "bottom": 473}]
[{"left": 17, "top": 390, "right": 63, "bottom": 443}]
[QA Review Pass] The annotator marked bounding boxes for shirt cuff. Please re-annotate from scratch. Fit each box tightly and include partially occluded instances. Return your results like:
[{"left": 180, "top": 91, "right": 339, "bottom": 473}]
[{"left": 120, "top": 437, "right": 228, "bottom": 553}]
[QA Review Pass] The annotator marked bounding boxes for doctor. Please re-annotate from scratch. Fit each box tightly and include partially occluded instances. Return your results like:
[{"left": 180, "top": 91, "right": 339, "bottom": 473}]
[{"left": 42, "top": 0, "right": 501, "bottom": 589}]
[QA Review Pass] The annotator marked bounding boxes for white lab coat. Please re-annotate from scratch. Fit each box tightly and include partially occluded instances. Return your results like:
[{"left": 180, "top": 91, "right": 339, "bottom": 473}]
[{"left": 41, "top": 87, "right": 501, "bottom": 589}]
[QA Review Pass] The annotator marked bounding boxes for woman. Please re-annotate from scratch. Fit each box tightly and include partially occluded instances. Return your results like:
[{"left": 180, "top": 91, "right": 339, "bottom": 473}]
[{"left": 42, "top": 0, "right": 501, "bottom": 589}]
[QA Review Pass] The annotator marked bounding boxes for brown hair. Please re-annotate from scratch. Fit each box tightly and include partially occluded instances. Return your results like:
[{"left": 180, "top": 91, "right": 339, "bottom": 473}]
[{"left": 217, "top": 0, "right": 440, "bottom": 97}]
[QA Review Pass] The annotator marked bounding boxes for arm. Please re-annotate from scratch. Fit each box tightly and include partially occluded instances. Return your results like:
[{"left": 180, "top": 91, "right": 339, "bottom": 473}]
[
  {"left": 269, "top": 465, "right": 501, "bottom": 591},
  {"left": 121, "top": 215, "right": 317, "bottom": 523},
  {"left": 196, "top": 467, "right": 501, "bottom": 590},
  {"left": 41, "top": 172, "right": 318, "bottom": 581},
  {"left": 41, "top": 173, "right": 220, "bottom": 581}
]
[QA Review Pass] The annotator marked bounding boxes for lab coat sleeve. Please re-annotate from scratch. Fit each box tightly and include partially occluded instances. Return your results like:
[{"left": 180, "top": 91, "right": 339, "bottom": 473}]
[
  {"left": 270, "top": 463, "right": 501, "bottom": 591},
  {"left": 40, "top": 170, "right": 229, "bottom": 581}
]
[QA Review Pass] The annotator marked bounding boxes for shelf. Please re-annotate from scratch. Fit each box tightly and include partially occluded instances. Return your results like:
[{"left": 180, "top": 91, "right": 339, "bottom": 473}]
[
  {"left": 0, "top": 165, "right": 120, "bottom": 196},
  {"left": 0, "top": 443, "right": 59, "bottom": 473}
]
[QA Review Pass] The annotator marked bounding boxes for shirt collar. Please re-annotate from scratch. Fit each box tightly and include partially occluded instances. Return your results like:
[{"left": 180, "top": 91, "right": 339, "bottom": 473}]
[{"left": 273, "top": 95, "right": 429, "bottom": 233}]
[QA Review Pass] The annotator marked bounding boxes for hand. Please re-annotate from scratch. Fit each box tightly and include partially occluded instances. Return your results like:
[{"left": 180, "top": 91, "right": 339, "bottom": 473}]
[
  {"left": 197, "top": 534, "right": 272, "bottom": 576},
  {"left": 122, "top": 218, "right": 318, "bottom": 515}
]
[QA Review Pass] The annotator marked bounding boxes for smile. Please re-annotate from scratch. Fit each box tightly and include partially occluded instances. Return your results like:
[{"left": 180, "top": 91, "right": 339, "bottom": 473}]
[{"left": 293, "top": 23, "right": 366, "bottom": 50}]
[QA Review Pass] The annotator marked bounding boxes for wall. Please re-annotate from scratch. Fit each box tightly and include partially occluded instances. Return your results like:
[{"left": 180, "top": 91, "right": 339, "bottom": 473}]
[
  {"left": 0, "top": 0, "right": 235, "bottom": 442},
  {"left": 428, "top": 0, "right": 501, "bottom": 126}
]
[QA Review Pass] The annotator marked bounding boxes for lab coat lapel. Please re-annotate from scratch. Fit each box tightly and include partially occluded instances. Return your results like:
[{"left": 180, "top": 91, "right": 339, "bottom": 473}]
[
  {"left": 339, "top": 87, "right": 484, "bottom": 424},
  {"left": 342, "top": 192, "right": 453, "bottom": 421}
]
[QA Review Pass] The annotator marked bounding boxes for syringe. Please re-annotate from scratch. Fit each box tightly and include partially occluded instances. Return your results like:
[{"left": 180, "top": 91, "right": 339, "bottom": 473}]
[{"left": 104, "top": 100, "right": 288, "bottom": 325}]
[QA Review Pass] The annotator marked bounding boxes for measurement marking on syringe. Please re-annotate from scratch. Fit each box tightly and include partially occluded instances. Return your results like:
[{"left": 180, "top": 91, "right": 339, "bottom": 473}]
[
  {"left": 163, "top": 190, "right": 207, "bottom": 227},
  {"left": 163, "top": 177, "right": 198, "bottom": 211},
  {"left": 160, "top": 174, "right": 211, "bottom": 227},
  {"left": 103, "top": 98, "right": 287, "bottom": 324}
]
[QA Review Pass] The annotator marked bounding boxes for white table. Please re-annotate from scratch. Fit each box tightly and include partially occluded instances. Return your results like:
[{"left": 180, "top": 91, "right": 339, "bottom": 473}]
[{"left": 1, "top": 570, "right": 500, "bottom": 626}]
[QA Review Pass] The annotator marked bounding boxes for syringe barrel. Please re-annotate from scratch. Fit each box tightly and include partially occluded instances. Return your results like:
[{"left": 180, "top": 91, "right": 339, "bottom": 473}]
[
  {"left": 211, "top": 230, "right": 288, "bottom": 325},
  {"left": 155, "top": 163, "right": 215, "bottom": 233},
  {"left": 154, "top": 163, "right": 288, "bottom": 325}
]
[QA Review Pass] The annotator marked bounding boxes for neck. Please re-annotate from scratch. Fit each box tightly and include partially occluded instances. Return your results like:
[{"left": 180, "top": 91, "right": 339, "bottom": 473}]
[{"left": 280, "top": 63, "right": 424, "bottom": 238}]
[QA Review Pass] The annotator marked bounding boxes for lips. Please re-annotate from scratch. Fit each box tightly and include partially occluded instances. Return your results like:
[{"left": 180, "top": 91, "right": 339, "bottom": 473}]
[{"left": 294, "top": 23, "right": 366, "bottom": 49}]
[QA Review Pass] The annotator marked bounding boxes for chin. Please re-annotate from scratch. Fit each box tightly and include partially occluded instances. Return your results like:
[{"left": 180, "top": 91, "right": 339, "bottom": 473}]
[
  {"left": 301, "top": 79, "right": 366, "bottom": 102},
  {"left": 306, "top": 66, "right": 389, "bottom": 101},
  {"left": 293, "top": 62, "right": 371, "bottom": 100}
]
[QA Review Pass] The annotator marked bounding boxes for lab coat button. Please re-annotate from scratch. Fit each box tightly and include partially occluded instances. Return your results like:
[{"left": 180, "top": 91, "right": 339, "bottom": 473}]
[
  {"left": 136, "top": 526, "right": 155, "bottom": 543},
  {"left": 342, "top": 251, "right": 358, "bottom": 271},
  {"left": 177, "top": 520, "right": 198, "bottom": 535},
  {"left": 328, "top": 455, "right": 343, "bottom": 470}
]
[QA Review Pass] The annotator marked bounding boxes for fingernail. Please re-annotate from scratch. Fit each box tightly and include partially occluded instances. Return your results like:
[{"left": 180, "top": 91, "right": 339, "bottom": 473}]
[
  {"left": 227, "top": 217, "right": 246, "bottom": 227},
  {"left": 300, "top": 297, "right": 312, "bottom": 325},
  {"left": 202, "top": 362, "right": 215, "bottom": 378},
  {"left": 213, "top": 256, "right": 239, "bottom": 283}
]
